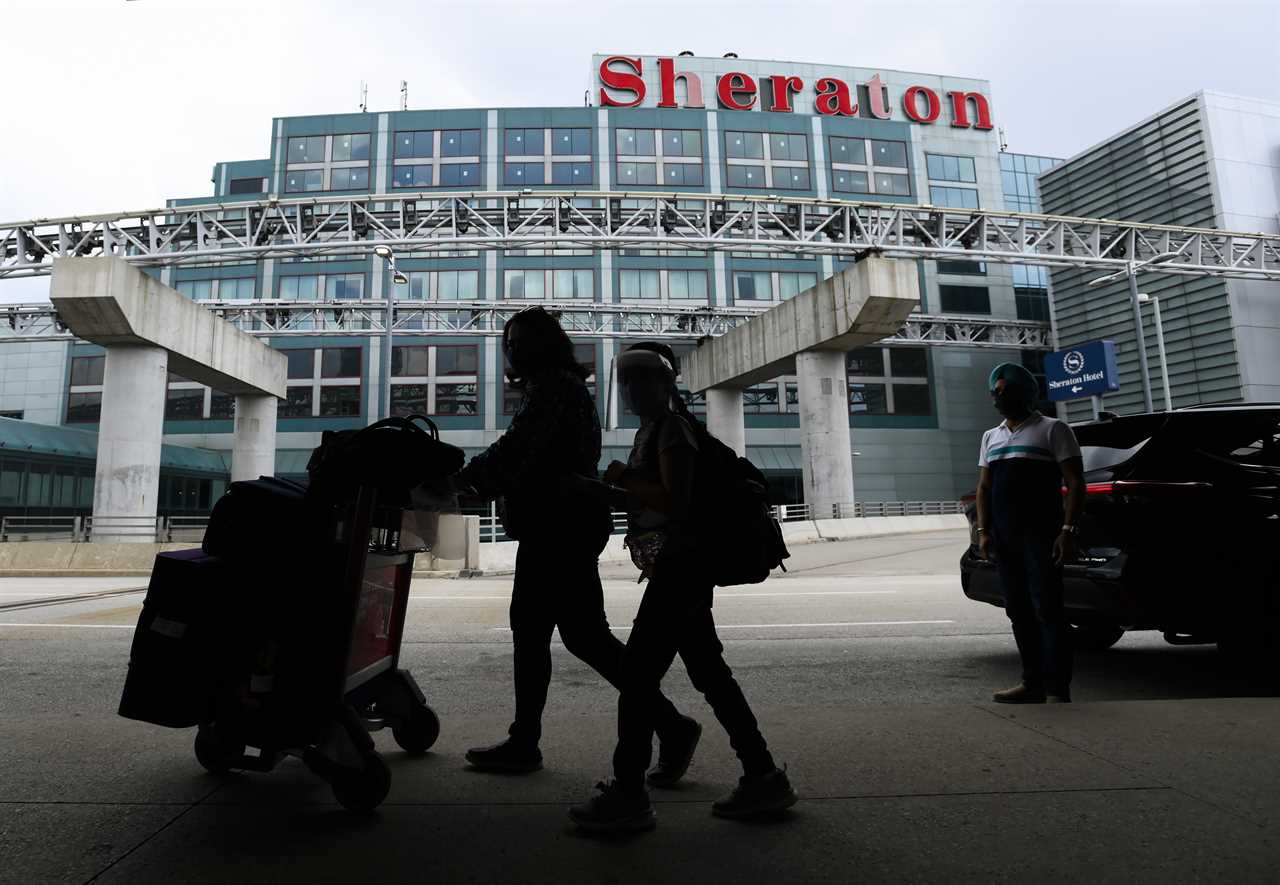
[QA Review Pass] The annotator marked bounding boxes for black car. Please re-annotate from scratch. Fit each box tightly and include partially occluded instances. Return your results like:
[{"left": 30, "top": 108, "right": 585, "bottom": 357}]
[{"left": 960, "top": 404, "right": 1280, "bottom": 661}]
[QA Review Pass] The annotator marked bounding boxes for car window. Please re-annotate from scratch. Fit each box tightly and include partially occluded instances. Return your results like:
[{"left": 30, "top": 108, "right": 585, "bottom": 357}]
[{"left": 1081, "top": 440, "right": 1148, "bottom": 472}]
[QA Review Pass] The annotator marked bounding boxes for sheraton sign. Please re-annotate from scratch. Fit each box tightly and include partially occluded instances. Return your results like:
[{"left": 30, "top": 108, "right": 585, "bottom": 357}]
[{"left": 597, "top": 55, "right": 993, "bottom": 130}]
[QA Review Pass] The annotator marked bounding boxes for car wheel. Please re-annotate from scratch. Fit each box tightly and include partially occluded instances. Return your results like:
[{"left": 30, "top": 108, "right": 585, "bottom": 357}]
[{"left": 1071, "top": 624, "right": 1125, "bottom": 651}]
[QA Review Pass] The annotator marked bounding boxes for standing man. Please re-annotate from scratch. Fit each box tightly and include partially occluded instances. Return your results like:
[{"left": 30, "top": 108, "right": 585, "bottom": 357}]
[{"left": 975, "top": 363, "right": 1086, "bottom": 704}]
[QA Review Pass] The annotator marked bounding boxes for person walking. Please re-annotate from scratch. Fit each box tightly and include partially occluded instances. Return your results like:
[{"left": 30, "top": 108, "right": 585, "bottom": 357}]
[
  {"left": 568, "top": 342, "right": 796, "bottom": 834},
  {"left": 976, "top": 362, "right": 1085, "bottom": 704},
  {"left": 453, "top": 309, "right": 701, "bottom": 778}
]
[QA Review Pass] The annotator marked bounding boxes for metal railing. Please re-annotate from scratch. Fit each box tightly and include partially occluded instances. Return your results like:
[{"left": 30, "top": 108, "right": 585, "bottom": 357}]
[{"left": 0, "top": 514, "right": 211, "bottom": 542}]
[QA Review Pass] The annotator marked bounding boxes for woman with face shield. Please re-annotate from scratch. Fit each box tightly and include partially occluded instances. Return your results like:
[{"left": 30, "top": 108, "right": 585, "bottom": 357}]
[
  {"left": 451, "top": 309, "right": 699, "bottom": 778},
  {"left": 567, "top": 342, "right": 797, "bottom": 834}
]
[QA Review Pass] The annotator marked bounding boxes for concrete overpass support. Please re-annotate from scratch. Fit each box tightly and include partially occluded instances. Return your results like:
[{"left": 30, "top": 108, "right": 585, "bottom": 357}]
[
  {"left": 796, "top": 350, "right": 855, "bottom": 518},
  {"left": 93, "top": 345, "right": 168, "bottom": 541},
  {"left": 704, "top": 387, "right": 746, "bottom": 457},
  {"left": 232, "top": 395, "right": 279, "bottom": 482}
]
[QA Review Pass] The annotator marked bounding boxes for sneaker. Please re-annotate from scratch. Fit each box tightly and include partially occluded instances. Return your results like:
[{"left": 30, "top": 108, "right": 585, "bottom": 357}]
[
  {"left": 647, "top": 716, "right": 703, "bottom": 788},
  {"left": 464, "top": 739, "right": 543, "bottom": 773},
  {"left": 568, "top": 781, "right": 656, "bottom": 833},
  {"left": 711, "top": 766, "right": 798, "bottom": 819},
  {"left": 992, "top": 682, "right": 1047, "bottom": 704}
]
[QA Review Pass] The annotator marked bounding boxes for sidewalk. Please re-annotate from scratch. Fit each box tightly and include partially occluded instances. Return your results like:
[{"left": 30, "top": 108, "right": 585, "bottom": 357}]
[{"left": 3, "top": 697, "right": 1277, "bottom": 884}]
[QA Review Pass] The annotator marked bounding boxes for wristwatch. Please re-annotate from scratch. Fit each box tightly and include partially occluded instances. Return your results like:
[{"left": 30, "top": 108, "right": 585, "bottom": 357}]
[{"left": 1061, "top": 524, "right": 1079, "bottom": 535}]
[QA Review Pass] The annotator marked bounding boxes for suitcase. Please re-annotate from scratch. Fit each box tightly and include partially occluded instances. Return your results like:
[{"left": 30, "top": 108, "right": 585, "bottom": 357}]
[
  {"left": 118, "top": 550, "right": 231, "bottom": 728},
  {"left": 202, "top": 476, "right": 321, "bottom": 560}
]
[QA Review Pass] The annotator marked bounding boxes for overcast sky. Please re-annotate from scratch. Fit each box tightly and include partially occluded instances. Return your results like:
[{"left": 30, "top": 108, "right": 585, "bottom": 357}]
[{"left": 2, "top": 0, "right": 1277, "bottom": 302}]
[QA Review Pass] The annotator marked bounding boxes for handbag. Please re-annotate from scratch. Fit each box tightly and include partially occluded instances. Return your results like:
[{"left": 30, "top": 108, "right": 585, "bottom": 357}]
[
  {"left": 306, "top": 413, "right": 465, "bottom": 506},
  {"left": 623, "top": 529, "right": 667, "bottom": 582}
]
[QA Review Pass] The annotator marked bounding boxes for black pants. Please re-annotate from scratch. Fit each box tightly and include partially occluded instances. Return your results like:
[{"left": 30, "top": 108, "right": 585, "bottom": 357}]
[
  {"left": 507, "top": 538, "right": 685, "bottom": 748},
  {"left": 995, "top": 531, "right": 1073, "bottom": 694},
  {"left": 612, "top": 552, "right": 775, "bottom": 789}
]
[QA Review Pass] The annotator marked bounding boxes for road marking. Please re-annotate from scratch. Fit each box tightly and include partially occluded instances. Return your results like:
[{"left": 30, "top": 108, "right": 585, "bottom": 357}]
[
  {"left": 491, "top": 619, "right": 954, "bottom": 632},
  {"left": 0, "top": 622, "right": 135, "bottom": 629},
  {"left": 411, "top": 590, "right": 899, "bottom": 601}
]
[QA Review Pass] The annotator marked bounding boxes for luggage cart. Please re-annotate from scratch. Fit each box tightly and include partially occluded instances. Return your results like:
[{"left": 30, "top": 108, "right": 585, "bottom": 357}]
[{"left": 190, "top": 486, "right": 441, "bottom": 812}]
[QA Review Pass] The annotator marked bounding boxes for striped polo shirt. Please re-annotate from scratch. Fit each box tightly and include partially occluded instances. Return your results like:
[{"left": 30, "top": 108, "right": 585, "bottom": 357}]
[{"left": 979, "top": 412, "right": 1081, "bottom": 537}]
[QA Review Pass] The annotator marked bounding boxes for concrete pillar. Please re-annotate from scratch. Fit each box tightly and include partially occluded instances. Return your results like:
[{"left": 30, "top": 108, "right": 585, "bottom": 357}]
[
  {"left": 796, "top": 350, "right": 854, "bottom": 519},
  {"left": 92, "top": 345, "right": 168, "bottom": 542},
  {"left": 705, "top": 386, "right": 746, "bottom": 456},
  {"left": 232, "top": 395, "right": 278, "bottom": 482}
]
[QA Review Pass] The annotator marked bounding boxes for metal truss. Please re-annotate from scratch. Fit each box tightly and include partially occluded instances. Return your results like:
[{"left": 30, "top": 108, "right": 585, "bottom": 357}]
[
  {"left": 2, "top": 191, "right": 1279, "bottom": 281},
  {"left": 1, "top": 300, "right": 1050, "bottom": 350}
]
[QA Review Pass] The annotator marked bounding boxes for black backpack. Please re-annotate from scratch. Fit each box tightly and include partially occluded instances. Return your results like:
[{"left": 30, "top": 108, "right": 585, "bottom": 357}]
[
  {"left": 653, "top": 413, "right": 791, "bottom": 587},
  {"left": 305, "top": 414, "right": 465, "bottom": 507}
]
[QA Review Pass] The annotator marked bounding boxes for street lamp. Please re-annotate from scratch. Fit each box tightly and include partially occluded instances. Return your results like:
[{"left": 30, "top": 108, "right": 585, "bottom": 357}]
[
  {"left": 373, "top": 246, "right": 409, "bottom": 420},
  {"left": 1087, "top": 251, "right": 1181, "bottom": 414},
  {"left": 1137, "top": 293, "right": 1173, "bottom": 411}
]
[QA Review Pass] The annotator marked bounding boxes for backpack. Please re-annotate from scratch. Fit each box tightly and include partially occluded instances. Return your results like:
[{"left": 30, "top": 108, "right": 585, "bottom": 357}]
[
  {"left": 305, "top": 414, "right": 465, "bottom": 507},
  {"left": 652, "top": 413, "right": 791, "bottom": 587}
]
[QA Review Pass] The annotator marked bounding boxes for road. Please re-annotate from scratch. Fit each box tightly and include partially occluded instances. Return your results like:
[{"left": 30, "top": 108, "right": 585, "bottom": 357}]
[{"left": 2, "top": 529, "right": 1277, "bottom": 884}]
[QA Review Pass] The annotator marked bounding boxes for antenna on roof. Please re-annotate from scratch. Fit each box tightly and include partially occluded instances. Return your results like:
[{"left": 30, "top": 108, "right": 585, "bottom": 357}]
[
  {"left": 998, "top": 126, "right": 1008, "bottom": 152},
  {"left": 359, "top": 81, "right": 368, "bottom": 113},
  {"left": 400, "top": 80, "right": 408, "bottom": 111}
]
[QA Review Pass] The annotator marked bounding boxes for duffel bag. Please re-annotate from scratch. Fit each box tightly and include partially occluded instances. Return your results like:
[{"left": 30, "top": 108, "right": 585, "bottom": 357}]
[
  {"left": 306, "top": 413, "right": 465, "bottom": 506},
  {"left": 201, "top": 476, "right": 319, "bottom": 560}
]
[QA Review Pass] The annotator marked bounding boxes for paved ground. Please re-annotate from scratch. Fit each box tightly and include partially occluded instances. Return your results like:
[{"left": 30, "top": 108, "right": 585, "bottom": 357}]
[{"left": 2, "top": 529, "right": 1278, "bottom": 883}]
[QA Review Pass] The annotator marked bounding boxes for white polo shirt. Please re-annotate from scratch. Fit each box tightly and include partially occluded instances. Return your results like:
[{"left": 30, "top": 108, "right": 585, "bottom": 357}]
[{"left": 978, "top": 412, "right": 1081, "bottom": 468}]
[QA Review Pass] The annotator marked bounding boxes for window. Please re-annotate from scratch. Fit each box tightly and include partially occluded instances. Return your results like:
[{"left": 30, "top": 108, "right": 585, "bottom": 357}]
[
  {"left": 725, "top": 131, "right": 809, "bottom": 190},
  {"left": 846, "top": 347, "right": 885, "bottom": 376},
  {"left": 504, "top": 269, "right": 545, "bottom": 299},
  {"left": 434, "top": 384, "right": 478, "bottom": 415},
  {"left": 321, "top": 347, "right": 361, "bottom": 378},
  {"left": 778, "top": 272, "right": 817, "bottom": 300},
  {"left": 396, "top": 130, "right": 435, "bottom": 159},
  {"left": 325, "top": 274, "right": 364, "bottom": 300},
  {"left": 391, "top": 384, "right": 429, "bottom": 416},
  {"left": 552, "top": 128, "right": 591, "bottom": 155},
  {"left": 620, "top": 269, "right": 660, "bottom": 300},
  {"left": 394, "top": 165, "right": 432, "bottom": 188},
  {"left": 282, "top": 349, "right": 314, "bottom": 379},
  {"left": 281, "top": 387, "right": 313, "bottom": 418},
  {"left": 330, "top": 167, "right": 370, "bottom": 190},
  {"left": 668, "top": 270, "right": 708, "bottom": 301},
  {"left": 66, "top": 392, "right": 102, "bottom": 423},
  {"left": 504, "top": 342, "right": 595, "bottom": 414},
  {"left": 438, "top": 270, "right": 479, "bottom": 300},
  {"left": 229, "top": 177, "right": 264, "bottom": 195},
  {"left": 176, "top": 280, "right": 213, "bottom": 300},
  {"left": 0, "top": 410, "right": 22, "bottom": 420},
  {"left": 939, "top": 285, "right": 991, "bottom": 314},
  {"left": 436, "top": 345, "right": 478, "bottom": 375},
  {"left": 504, "top": 162, "right": 544, "bottom": 185},
  {"left": 278, "top": 275, "right": 319, "bottom": 301},
  {"left": 219, "top": 278, "right": 255, "bottom": 299},
  {"left": 829, "top": 137, "right": 910, "bottom": 197},
  {"left": 505, "top": 128, "right": 544, "bottom": 157},
  {"left": 926, "top": 154, "right": 976, "bottom": 183},
  {"left": 209, "top": 392, "right": 235, "bottom": 419},
  {"left": 440, "top": 130, "right": 481, "bottom": 157},
  {"left": 331, "top": 133, "right": 370, "bottom": 162},
  {"left": 849, "top": 384, "right": 889, "bottom": 414},
  {"left": 870, "top": 140, "right": 908, "bottom": 167},
  {"left": 733, "top": 271, "right": 773, "bottom": 301},
  {"left": 284, "top": 169, "right": 324, "bottom": 193},
  {"left": 551, "top": 162, "right": 593, "bottom": 185},
  {"left": 552, "top": 269, "right": 594, "bottom": 299},
  {"left": 844, "top": 345, "right": 930, "bottom": 416},
  {"left": 936, "top": 260, "right": 986, "bottom": 276},
  {"left": 1016, "top": 288, "right": 1051, "bottom": 322},
  {"left": 320, "top": 387, "right": 361, "bottom": 417},
  {"left": 929, "top": 185, "right": 979, "bottom": 209},
  {"left": 392, "top": 346, "right": 429, "bottom": 377},
  {"left": 165, "top": 388, "right": 204, "bottom": 420},
  {"left": 744, "top": 384, "right": 780, "bottom": 414},
  {"left": 890, "top": 348, "right": 928, "bottom": 377},
  {"left": 287, "top": 136, "right": 325, "bottom": 164},
  {"left": 70, "top": 356, "right": 105, "bottom": 387},
  {"left": 614, "top": 128, "right": 702, "bottom": 188},
  {"left": 439, "top": 163, "right": 479, "bottom": 186}
]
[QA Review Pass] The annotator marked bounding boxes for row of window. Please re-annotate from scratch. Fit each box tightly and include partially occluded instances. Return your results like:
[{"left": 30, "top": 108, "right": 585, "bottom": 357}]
[{"left": 0, "top": 458, "right": 219, "bottom": 514}]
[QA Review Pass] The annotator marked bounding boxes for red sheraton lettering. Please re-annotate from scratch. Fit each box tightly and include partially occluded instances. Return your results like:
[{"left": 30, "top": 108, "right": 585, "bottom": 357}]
[{"left": 596, "top": 56, "right": 994, "bottom": 129}]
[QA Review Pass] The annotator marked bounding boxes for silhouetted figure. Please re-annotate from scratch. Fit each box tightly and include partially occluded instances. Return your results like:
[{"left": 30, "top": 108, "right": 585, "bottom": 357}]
[
  {"left": 976, "top": 363, "right": 1085, "bottom": 704},
  {"left": 452, "top": 309, "right": 700, "bottom": 775},
  {"left": 568, "top": 342, "right": 796, "bottom": 833}
]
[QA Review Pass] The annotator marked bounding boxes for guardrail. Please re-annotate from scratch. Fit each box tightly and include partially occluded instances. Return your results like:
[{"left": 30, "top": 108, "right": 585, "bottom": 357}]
[{"left": 0, "top": 515, "right": 211, "bottom": 543}]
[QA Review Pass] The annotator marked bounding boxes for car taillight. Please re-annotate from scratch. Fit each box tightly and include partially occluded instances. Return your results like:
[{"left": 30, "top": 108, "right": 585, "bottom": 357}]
[
  {"left": 1061, "top": 481, "right": 1211, "bottom": 497},
  {"left": 1060, "top": 482, "right": 1115, "bottom": 496}
]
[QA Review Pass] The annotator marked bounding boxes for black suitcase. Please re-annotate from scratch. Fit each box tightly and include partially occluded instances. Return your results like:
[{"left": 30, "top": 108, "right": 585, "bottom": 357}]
[
  {"left": 118, "top": 550, "right": 230, "bottom": 728},
  {"left": 202, "top": 476, "right": 320, "bottom": 560}
]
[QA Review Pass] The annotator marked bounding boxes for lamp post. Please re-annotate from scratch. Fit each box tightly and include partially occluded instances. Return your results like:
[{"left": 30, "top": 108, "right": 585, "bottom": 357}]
[
  {"left": 373, "top": 245, "right": 408, "bottom": 420},
  {"left": 1138, "top": 293, "right": 1173, "bottom": 411},
  {"left": 1087, "top": 251, "right": 1180, "bottom": 415}
]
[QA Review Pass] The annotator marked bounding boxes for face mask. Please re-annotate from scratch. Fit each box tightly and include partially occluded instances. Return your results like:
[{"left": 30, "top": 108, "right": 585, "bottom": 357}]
[{"left": 992, "top": 388, "right": 1030, "bottom": 418}]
